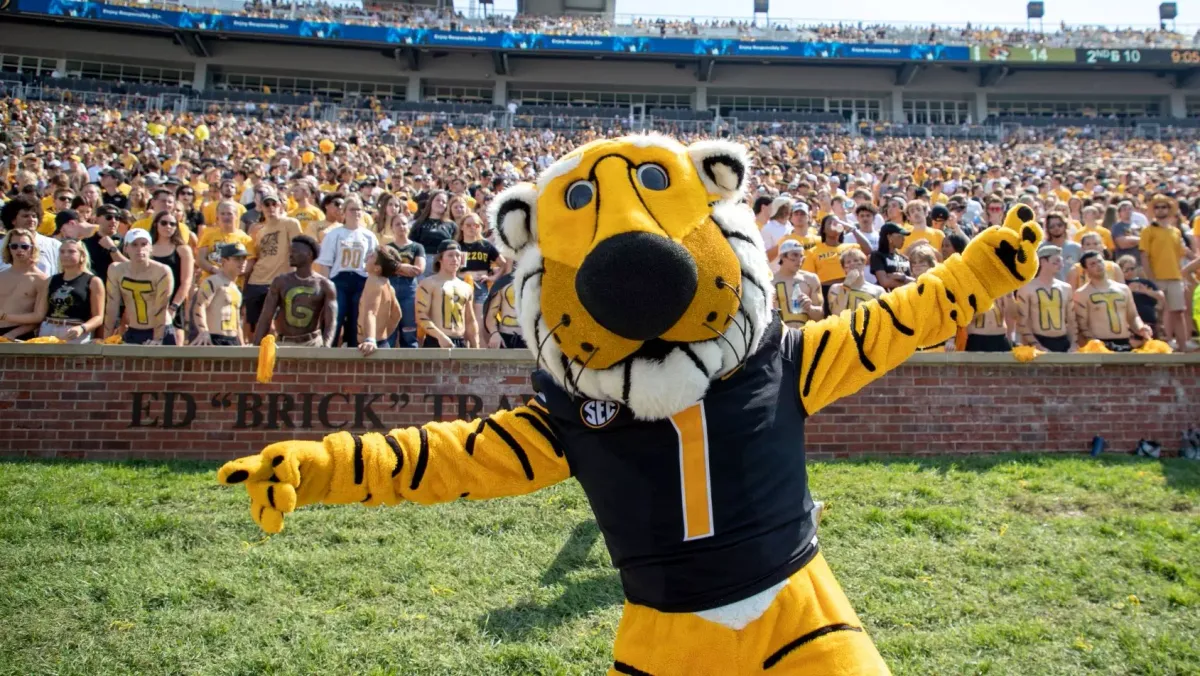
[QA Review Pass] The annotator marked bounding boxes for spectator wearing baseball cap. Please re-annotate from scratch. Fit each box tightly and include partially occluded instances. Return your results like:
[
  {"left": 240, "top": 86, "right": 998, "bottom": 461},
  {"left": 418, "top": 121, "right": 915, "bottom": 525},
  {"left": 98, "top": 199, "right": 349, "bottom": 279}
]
[
  {"left": 191, "top": 243, "right": 250, "bottom": 347},
  {"left": 244, "top": 187, "right": 304, "bottom": 336},
  {"left": 773, "top": 238, "right": 824, "bottom": 329},
  {"left": 106, "top": 227, "right": 176, "bottom": 345},
  {"left": 870, "top": 223, "right": 914, "bottom": 291},
  {"left": 83, "top": 204, "right": 127, "bottom": 287}
]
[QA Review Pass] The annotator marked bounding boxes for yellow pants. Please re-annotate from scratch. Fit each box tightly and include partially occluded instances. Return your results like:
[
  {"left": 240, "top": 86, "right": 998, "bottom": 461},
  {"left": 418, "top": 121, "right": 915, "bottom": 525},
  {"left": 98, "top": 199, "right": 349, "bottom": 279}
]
[{"left": 608, "top": 553, "right": 891, "bottom": 675}]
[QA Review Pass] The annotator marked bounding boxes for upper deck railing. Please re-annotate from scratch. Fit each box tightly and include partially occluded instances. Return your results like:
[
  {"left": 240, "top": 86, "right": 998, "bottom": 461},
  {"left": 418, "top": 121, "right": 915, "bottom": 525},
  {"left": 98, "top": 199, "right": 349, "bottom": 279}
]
[{"left": 65, "top": 0, "right": 1200, "bottom": 50}]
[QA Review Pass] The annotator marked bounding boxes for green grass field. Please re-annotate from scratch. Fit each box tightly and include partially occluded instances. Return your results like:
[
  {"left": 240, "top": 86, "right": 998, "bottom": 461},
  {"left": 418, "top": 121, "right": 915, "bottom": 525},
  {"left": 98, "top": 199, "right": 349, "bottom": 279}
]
[{"left": 1, "top": 453, "right": 1197, "bottom": 676}]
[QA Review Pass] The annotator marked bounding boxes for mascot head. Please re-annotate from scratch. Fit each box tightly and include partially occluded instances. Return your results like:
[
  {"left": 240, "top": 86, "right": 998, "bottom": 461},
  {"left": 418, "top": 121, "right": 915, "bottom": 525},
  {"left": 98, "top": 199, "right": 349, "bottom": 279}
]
[{"left": 488, "top": 134, "right": 773, "bottom": 420}]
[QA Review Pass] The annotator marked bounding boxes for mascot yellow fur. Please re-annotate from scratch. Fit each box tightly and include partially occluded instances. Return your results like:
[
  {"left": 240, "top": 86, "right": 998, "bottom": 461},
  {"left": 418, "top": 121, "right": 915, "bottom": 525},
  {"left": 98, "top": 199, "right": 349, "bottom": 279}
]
[{"left": 217, "top": 134, "right": 1042, "bottom": 675}]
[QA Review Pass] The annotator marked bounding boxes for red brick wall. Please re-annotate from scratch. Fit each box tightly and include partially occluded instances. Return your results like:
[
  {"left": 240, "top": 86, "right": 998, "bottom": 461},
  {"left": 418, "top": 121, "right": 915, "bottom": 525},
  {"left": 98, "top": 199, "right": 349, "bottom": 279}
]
[{"left": 2, "top": 346, "right": 1197, "bottom": 460}]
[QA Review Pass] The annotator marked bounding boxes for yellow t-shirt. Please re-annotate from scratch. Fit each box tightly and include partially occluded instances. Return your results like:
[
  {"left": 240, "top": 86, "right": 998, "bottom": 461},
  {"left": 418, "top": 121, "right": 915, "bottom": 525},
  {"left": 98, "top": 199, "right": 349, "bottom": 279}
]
[
  {"left": 247, "top": 217, "right": 303, "bottom": 286},
  {"left": 902, "top": 227, "right": 945, "bottom": 254},
  {"left": 38, "top": 213, "right": 57, "bottom": 237},
  {"left": 196, "top": 227, "right": 255, "bottom": 282},
  {"left": 288, "top": 204, "right": 326, "bottom": 224},
  {"left": 1138, "top": 225, "right": 1185, "bottom": 281},
  {"left": 1071, "top": 225, "right": 1115, "bottom": 253},
  {"left": 778, "top": 231, "right": 819, "bottom": 253},
  {"left": 801, "top": 242, "right": 859, "bottom": 284},
  {"left": 201, "top": 200, "right": 247, "bottom": 226}
]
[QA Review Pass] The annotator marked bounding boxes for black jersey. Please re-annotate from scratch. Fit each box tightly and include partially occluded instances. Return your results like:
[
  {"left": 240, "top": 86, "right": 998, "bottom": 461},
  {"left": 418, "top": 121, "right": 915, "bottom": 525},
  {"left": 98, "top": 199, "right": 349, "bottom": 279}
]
[{"left": 532, "top": 313, "right": 818, "bottom": 613}]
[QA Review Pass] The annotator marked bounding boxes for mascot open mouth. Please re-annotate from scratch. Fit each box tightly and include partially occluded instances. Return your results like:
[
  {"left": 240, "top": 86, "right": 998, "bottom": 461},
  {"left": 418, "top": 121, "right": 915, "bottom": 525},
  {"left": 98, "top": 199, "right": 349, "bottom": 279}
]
[{"left": 489, "top": 134, "right": 774, "bottom": 420}]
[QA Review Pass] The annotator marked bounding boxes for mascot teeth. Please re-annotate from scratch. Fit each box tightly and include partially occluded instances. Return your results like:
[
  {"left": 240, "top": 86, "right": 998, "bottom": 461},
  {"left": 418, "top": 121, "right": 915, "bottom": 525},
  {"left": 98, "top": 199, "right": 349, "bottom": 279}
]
[{"left": 223, "top": 132, "right": 1044, "bottom": 676}]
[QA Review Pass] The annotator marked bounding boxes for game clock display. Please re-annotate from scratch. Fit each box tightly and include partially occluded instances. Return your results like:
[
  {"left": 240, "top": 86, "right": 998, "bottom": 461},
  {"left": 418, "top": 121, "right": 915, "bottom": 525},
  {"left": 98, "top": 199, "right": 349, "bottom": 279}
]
[{"left": 1076, "top": 48, "right": 1200, "bottom": 65}]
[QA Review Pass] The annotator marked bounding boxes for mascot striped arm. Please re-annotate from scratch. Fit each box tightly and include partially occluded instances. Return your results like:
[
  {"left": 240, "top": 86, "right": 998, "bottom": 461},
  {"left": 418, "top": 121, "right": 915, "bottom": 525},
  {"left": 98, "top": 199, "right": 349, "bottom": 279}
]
[{"left": 217, "top": 134, "right": 1042, "bottom": 675}]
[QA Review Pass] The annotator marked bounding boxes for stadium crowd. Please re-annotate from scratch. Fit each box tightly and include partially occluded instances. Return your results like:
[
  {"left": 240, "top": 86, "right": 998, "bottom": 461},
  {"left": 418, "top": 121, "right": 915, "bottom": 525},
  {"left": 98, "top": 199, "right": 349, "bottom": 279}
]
[
  {"left": 1, "top": 95, "right": 1198, "bottom": 354},
  {"left": 96, "top": 0, "right": 1200, "bottom": 49}
]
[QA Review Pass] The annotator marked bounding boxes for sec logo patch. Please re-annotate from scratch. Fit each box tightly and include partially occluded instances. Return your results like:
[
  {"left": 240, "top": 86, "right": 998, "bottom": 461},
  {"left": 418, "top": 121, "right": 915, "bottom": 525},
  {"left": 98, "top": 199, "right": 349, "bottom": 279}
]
[{"left": 580, "top": 400, "right": 621, "bottom": 429}]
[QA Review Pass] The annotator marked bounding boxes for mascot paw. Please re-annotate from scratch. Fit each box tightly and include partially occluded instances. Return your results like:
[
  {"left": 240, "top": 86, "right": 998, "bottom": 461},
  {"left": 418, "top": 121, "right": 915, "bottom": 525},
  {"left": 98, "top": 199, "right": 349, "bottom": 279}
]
[
  {"left": 961, "top": 205, "right": 1043, "bottom": 300},
  {"left": 217, "top": 441, "right": 331, "bottom": 533}
]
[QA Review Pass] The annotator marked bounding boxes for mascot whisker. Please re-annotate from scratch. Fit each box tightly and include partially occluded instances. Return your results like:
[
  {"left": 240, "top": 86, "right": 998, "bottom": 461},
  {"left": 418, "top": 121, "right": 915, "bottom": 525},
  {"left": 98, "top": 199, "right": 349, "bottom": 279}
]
[{"left": 218, "top": 133, "right": 1042, "bottom": 675}]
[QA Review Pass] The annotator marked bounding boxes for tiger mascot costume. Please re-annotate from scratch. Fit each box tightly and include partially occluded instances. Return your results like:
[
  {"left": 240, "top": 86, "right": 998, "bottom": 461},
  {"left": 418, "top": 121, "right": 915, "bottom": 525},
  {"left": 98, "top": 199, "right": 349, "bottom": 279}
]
[{"left": 218, "top": 134, "right": 1042, "bottom": 675}]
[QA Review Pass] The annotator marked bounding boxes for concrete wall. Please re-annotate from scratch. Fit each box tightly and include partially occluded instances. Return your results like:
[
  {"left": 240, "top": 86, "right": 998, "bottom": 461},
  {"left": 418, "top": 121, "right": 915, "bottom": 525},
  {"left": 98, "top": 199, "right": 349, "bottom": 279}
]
[{"left": 2, "top": 345, "right": 1197, "bottom": 461}]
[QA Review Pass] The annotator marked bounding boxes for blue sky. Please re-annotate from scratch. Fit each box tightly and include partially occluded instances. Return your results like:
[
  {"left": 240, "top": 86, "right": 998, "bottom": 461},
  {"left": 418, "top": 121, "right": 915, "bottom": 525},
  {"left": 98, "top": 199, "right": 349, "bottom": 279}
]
[{"left": 455, "top": 0, "right": 1195, "bottom": 31}]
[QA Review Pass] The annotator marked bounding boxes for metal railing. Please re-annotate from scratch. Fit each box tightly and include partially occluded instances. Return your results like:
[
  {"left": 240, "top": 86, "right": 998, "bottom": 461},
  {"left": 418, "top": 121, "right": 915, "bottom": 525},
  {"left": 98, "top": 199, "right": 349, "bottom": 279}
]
[
  {"left": 6, "top": 82, "right": 1200, "bottom": 144},
  {"left": 76, "top": 1, "right": 1200, "bottom": 50}
]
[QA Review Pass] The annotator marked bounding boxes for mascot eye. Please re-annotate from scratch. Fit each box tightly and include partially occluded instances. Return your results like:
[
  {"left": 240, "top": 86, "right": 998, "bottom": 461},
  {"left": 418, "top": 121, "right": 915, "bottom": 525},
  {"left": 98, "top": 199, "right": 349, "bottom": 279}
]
[
  {"left": 636, "top": 164, "right": 669, "bottom": 191},
  {"left": 565, "top": 180, "right": 595, "bottom": 210}
]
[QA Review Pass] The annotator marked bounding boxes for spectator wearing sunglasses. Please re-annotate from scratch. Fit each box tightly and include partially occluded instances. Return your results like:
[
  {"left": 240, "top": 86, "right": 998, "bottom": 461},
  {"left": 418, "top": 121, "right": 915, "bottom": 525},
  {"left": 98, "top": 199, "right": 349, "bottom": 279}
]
[
  {"left": 82, "top": 204, "right": 128, "bottom": 286},
  {"left": 0, "top": 229, "right": 49, "bottom": 341}
]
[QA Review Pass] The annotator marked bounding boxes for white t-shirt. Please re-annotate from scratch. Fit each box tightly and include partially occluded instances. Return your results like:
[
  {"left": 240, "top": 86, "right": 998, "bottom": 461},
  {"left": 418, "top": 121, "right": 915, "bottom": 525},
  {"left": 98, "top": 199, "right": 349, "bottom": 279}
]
[
  {"left": 759, "top": 219, "right": 792, "bottom": 253},
  {"left": 850, "top": 228, "right": 880, "bottom": 284},
  {"left": 317, "top": 226, "right": 378, "bottom": 279}
]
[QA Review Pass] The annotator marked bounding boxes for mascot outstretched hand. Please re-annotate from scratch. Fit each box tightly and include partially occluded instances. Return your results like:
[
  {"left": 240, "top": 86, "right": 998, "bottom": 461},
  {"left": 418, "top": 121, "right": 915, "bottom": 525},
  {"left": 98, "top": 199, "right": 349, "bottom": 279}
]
[{"left": 218, "top": 134, "right": 1041, "bottom": 675}]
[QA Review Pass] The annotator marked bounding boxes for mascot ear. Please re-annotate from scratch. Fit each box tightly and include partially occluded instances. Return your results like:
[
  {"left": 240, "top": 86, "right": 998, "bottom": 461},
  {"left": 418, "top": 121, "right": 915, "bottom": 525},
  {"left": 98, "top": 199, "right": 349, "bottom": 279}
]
[
  {"left": 688, "top": 140, "right": 749, "bottom": 202},
  {"left": 488, "top": 182, "right": 538, "bottom": 260}
]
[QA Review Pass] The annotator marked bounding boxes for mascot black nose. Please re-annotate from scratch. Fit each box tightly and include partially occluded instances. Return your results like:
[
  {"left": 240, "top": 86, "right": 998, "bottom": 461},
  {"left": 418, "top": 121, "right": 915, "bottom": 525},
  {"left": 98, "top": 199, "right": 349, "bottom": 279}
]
[{"left": 575, "top": 232, "right": 698, "bottom": 342}]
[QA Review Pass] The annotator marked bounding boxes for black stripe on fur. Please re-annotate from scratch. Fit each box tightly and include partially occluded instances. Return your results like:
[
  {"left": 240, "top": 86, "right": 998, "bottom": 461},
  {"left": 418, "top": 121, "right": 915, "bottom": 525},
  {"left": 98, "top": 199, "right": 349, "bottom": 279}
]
[
  {"left": 484, "top": 418, "right": 535, "bottom": 481},
  {"left": 515, "top": 411, "right": 564, "bottom": 457},
  {"left": 762, "top": 624, "right": 863, "bottom": 669},
  {"left": 802, "top": 330, "right": 831, "bottom": 398},
  {"left": 850, "top": 305, "right": 878, "bottom": 372},
  {"left": 352, "top": 435, "right": 365, "bottom": 485},
  {"left": 384, "top": 434, "right": 404, "bottom": 477},
  {"left": 410, "top": 428, "right": 429, "bottom": 490},
  {"left": 613, "top": 661, "right": 655, "bottom": 676}
]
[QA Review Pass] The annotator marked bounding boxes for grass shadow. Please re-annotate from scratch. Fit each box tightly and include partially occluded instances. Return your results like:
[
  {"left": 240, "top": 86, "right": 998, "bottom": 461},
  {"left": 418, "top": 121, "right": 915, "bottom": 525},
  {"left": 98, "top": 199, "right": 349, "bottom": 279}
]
[
  {"left": 479, "top": 519, "right": 623, "bottom": 641},
  {"left": 0, "top": 457, "right": 218, "bottom": 475}
]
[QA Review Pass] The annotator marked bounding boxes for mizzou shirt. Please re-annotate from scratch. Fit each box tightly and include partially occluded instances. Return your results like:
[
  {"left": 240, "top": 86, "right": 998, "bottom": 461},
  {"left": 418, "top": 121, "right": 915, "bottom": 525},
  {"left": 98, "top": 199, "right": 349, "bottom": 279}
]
[
  {"left": 317, "top": 226, "right": 379, "bottom": 279},
  {"left": 531, "top": 313, "right": 819, "bottom": 613},
  {"left": 197, "top": 227, "right": 254, "bottom": 282},
  {"left": 801, "top": 242, "right": 858, "bottom": 284},
  {"left": 248, "top": 217, "right": 303, "bottom": 286}
]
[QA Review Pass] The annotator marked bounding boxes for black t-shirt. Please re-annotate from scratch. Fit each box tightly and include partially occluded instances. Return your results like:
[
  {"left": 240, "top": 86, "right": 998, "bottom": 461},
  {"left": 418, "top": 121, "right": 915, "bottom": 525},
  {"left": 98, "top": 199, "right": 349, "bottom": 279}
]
[
  {"left": 869, "top": 250, "right": 911, "bottom": 279},
  {"left": 410, "top": 218, "right": 456, "bottom": 254},
  {"left": 1127, "top": 278, "right": 1159, "bottom": 325},
  {"left": 83, "top": 233, "right": 119, "bottom": 283},
  {"left": 101, "top": 192, "right": 129, "bottom": 210},
  {"left": 47, "top": 272, "right": 96, "bottom": 323},
  {"left": 459, "top": 239, "right": 499, "bottom": 274},
  {"left": 387, "top": 240, "right": 425, "bottom": 290}
]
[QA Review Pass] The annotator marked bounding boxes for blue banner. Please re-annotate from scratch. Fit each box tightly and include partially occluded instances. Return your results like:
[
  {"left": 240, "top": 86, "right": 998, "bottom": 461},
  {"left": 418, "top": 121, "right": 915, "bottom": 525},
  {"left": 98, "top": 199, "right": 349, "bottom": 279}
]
[{"left": 23, "top": 0, "right": 969, "bottom": 62}]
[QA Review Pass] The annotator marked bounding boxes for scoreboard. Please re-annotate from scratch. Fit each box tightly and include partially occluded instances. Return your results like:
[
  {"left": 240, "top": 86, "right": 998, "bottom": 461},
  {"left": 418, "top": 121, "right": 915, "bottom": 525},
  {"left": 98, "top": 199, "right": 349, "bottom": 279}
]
[
  {"left": 972, "top": 44, "right": 1200, "bottom": 67},
  {"left": 1077, "top": 47, "right": 1200, "bottom": 65},
  {"left": 971, "top": 45, "right": 1075, "bottom": 63}
]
